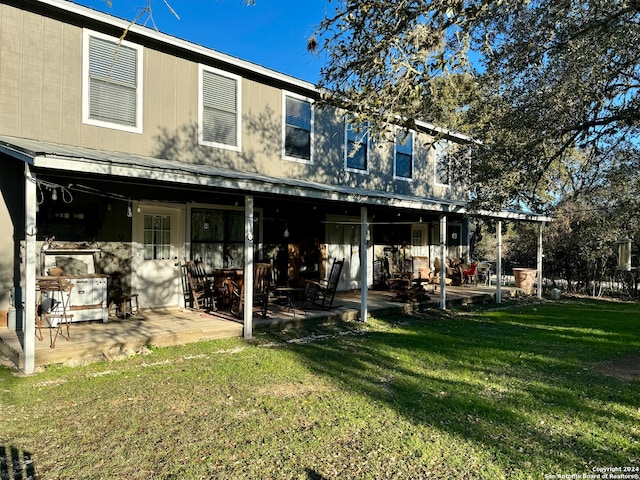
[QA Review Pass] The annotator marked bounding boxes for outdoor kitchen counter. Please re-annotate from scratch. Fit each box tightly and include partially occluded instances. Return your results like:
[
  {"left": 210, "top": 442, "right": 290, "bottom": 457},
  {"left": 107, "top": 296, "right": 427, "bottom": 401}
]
[{"left": 37, "top": 274, "right": 110, "bottom": 323}]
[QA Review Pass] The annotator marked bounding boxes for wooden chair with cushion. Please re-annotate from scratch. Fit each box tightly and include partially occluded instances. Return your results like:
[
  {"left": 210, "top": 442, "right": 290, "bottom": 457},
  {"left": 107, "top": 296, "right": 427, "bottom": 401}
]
[{"left": 430, "top": 257, "right": 453, "bottom": 289}]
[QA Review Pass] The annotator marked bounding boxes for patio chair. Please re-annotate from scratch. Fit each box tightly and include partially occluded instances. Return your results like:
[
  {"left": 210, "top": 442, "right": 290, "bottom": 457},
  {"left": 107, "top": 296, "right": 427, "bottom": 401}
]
[
  {"left": 411, "top": 256, "right": 431, "bottom": 282},
  {"left": 183, "top": 259, "right": 216, "bottom": 311},
  {"left": 108, "top": 272, "right": 140, "bottom": 318},
  {"left": 429, "top": 257, "right": 452, "bottom": 289},
  {"left": 253, "top": 262, "right": 272, "bottom": 317},
  {"left": 476, "top": 261, "right": 492, "bottom": 286},
  {"left": 36, "top": 277, "right": 74, "bottom": 348},
  {"left": 304, "top": 258, "right": 344, "bottom": 309},
  {"left": 462, "top": 261, "right": 478, "bottom": 286},
  {"left": 230, "top": 262, "right": 272, "bottom": 318}
]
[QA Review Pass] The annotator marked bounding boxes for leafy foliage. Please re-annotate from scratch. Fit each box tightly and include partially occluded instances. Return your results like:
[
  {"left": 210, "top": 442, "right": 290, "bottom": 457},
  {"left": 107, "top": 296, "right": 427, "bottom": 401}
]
[
  {"left": 542, "top": 151, "right": 640, "bottom": 296},
  {"left": 312, "top": 0, "right": 640, "bottom": 213}
]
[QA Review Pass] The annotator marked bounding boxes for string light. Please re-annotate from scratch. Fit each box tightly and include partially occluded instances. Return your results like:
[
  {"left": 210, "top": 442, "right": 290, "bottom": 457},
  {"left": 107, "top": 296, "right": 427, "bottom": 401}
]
[
  {"left": 27, "top": 177, "right": 140, "bottom": 217},
  {"left": 29, "top": 178, "right": 74, "bottom": 204}
]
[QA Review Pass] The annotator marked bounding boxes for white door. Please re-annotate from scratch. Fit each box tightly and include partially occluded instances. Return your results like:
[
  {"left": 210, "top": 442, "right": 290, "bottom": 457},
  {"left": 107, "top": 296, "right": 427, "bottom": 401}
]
[
  {"left": 132, "top": 204, "right": 184, "bottom": 310},
  {"left": 326, "top": 215, "right": 360, "bottom": 290}
]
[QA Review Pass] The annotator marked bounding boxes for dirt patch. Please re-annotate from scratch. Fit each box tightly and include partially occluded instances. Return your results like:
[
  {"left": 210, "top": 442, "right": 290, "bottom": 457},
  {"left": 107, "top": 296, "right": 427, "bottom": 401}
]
[
  {"left": 592, "top": 353, "right": 640, "bottom": 381},
  {"left": 256, "top": 382, "right": 333, "bottom": 398}
]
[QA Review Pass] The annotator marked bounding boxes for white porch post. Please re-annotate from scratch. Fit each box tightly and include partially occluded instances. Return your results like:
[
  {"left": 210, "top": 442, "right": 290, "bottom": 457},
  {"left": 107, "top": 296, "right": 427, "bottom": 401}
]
[
  {"left": 496, "top": 220, "right": 503, "bottom": 304},
  {"left": 439, "top": 214, "right": 447, "bottom": 310},
  {"left": 243, "top": 195, "right": 254, "bottom": 338},
  {"left": 24, "top": 165, "right": 37, "bottom": 374},
  {"left": 360, "top": 206, "right": 368, "bottom": 322},
  {"left": 537, "top": 222, "right": 544, "bottom": 299}
]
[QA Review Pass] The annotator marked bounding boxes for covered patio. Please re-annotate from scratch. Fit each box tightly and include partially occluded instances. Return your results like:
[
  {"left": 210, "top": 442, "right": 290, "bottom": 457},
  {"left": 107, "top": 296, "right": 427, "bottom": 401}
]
[
  {"left": 0, "top": 284, "right": 519, "bottom": 371},
  {"left": 1, "top": 137, "right": 551, "bottom": 374}
]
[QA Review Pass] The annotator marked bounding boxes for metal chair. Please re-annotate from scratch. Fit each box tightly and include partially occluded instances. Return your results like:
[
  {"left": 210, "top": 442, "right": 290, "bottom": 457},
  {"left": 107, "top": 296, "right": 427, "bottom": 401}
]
[
  {"left": 36, "top": 277, "right": 74, "bottom": 348},
  {"left": 476, "top": 261, "right": 493, "bottom": 285}
]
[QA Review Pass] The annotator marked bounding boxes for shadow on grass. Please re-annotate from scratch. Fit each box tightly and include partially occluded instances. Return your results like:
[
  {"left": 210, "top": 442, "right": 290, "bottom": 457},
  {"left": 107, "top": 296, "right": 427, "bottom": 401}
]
[
  {"left": 0, "top": 445, "right": 36, "bottom": 480},
  {"left": 305, "top": 467, "right": 330, "bottom": 480},
  {"left": 274, "top": 299, "right": 640, "bottom": 471}
]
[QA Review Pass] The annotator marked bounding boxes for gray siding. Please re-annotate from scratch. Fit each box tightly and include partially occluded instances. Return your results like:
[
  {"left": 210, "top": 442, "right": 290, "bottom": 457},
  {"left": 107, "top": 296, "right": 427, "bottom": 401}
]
[{"left": 0, "top": 3, "right": 468, "bottom": 203}]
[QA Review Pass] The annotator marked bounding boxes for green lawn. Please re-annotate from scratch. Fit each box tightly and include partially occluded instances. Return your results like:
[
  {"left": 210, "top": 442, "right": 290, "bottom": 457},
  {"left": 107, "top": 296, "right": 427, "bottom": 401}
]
[{"left": 1, "top": 298, "right": 639, "bottom": 479}]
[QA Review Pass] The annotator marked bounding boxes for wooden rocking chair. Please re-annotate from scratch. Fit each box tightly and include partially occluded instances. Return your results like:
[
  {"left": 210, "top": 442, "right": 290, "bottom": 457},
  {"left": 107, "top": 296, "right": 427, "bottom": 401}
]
[
  {"left": 183, "top": 259, "right": 216, "bottom": 311},
  {"left": 230, "top": 262, "right": 272, "bottom": 318},
  {"left": 304, "top": 258, "right": 344, "bottom": 309}
]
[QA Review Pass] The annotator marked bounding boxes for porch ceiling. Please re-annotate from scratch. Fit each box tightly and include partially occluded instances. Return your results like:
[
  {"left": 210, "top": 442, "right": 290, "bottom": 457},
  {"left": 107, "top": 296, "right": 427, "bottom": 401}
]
[{"left": 0, "top": 135, "right": 552, "bottom": 223}]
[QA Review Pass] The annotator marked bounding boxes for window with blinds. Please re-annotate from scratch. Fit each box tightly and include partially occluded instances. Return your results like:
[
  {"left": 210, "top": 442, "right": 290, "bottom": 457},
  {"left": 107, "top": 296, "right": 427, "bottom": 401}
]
[
  {"left": 83, "top": 30, "right": 143, "bottom": 133},
  {"left": 394, "top": 129, "right": 413, "bottom": 179},
  {"left": 345, "top": 117, "right": 369, "bottom": 172},
  {"left": 199, "top": 66, "right": 241, "bottom": 150},
  {"left": 283, "top": 93, "right": 313, "bottom": 162}
]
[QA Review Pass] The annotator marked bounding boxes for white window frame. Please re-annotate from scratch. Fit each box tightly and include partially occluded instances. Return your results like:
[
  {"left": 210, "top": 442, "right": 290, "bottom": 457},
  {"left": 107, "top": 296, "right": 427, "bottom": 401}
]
[
  {"left": 394, "top": 127, "right": 414, "bottom": 181},
  {"left": 282, "top": 91, "right": 314, "bottom": 164},
  {"left": 434, "top": 139, "right": 452, "bottom": 187},
  {"left": 198, "top": 65, "right": 242, "bottom": 152},
  {"left": 344, "top": 116, "right": 370, "bottom": 174},
  {"left": 82, "top": 29, "right": 144, "bottom": 134}
]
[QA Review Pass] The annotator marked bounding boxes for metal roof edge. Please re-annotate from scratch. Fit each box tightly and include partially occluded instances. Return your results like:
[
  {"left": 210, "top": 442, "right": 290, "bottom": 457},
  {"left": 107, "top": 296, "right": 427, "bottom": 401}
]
[
  {"left": 414, "top": 120, "right": 476, "bottom": 144},
  {"left": 472, "top": 208, "right": 553, "bottom": 223},
  {"left": 31, "top": 153, "right": 454, "bottom": 213},
  {"left": 1, "top": 135, "right": 550, "bottom": 222},
  {"left": 0, "top": 141, "right": 37, "bottom": 164}
]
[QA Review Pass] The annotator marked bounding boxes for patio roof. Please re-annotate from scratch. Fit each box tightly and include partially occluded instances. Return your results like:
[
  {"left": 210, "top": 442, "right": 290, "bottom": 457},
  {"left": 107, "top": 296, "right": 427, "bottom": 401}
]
[{"left": 1, "top": 135, "right": 551, "bottom": 222}]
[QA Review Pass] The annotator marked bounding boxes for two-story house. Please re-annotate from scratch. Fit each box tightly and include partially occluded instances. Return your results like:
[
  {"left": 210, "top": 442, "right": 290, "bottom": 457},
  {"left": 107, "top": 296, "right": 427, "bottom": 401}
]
[{"left": 0, "top": 0, "right": 549, "bottom": 373}]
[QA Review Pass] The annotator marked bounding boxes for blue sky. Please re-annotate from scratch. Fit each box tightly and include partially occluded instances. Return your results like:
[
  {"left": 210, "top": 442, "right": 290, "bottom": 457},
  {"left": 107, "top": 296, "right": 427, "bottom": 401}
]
[{"left": 72, "top": 0, "right": 333, "bottom": 83}]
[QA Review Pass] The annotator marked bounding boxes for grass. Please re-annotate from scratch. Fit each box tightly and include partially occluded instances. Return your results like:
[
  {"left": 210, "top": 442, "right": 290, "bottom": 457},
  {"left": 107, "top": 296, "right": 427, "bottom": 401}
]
[{"left": 1, "top": 298, "right": 639, "bottom": 479}]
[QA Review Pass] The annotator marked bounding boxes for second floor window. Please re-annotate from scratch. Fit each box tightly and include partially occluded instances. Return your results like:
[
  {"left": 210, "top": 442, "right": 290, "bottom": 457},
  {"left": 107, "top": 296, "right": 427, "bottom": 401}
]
[
  {"left": 345, "top": 118, "right": 369, "bottom": 172},
  {"left": 283, "top": 93, "right": 313, "bottom": 162},
  {"left": 394, "top": 129, "right": 413, "bottom": 179},
  {"left": 199, "top": 66, "right": 241, "bottom": 150},
  {"left": 435, "top": 140, "right": 451, "bottom": 186},
  {"left": 83, "top": 30, "right": 143, "bottom": 133}
]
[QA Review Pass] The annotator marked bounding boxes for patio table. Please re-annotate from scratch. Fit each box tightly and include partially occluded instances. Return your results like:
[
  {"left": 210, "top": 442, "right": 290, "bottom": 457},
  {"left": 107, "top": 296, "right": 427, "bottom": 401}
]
[{"left": 274, "top": 287, "right": 305, "bottom": 312}]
